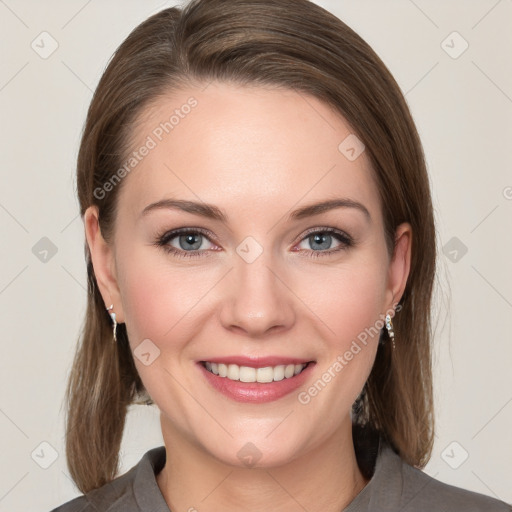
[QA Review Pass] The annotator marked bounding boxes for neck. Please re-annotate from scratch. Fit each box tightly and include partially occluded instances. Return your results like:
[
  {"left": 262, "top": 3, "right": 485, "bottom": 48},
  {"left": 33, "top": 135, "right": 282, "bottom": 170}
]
[{"left": 156, "top": 416, "right": 369, "bottom": 512}]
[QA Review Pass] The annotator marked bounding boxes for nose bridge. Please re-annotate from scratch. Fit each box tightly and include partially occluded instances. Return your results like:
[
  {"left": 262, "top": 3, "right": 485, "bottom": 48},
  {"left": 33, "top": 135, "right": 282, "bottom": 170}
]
[{"left": 219, "top": 236, "right": 295, "bottom": 335}]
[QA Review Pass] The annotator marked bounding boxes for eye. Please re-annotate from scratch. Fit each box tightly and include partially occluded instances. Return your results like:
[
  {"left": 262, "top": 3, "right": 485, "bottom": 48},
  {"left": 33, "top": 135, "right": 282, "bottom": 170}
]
[
  {"left": 295, "top": 228, "right": 354, "bottom": 258},
  {"left": 154, "top": 228, "right": 217, "bottom": 259},
  {"left": 154, "top": 226, "right": 354, "bottom": 260}
]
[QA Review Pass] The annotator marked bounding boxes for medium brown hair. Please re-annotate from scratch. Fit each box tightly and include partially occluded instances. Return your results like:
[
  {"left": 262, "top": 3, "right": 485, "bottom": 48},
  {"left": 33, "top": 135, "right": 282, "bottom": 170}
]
[{"left": 67, "top": 0, "right": 436, "bottom": 493}]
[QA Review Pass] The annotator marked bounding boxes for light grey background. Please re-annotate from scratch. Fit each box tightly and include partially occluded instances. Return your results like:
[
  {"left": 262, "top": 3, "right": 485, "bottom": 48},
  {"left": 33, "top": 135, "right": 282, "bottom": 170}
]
[{"left": 0, "top": 1, "right": 511, "bottom": 510}]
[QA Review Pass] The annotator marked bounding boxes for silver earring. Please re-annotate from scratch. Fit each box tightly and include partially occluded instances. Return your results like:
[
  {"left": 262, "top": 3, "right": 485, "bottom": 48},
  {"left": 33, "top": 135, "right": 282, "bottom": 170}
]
[
  {"left": 385, "top": 313, "right": 395, "bottom": 350},
  {"left": 106, "top": 304, "right": 117, "bottom": 343}
]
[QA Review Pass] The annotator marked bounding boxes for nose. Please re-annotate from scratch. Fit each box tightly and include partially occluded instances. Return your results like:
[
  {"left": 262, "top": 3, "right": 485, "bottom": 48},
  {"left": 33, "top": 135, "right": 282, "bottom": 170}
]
[{"left": 218, "top": 249, "right": 296, "bottom": 338}]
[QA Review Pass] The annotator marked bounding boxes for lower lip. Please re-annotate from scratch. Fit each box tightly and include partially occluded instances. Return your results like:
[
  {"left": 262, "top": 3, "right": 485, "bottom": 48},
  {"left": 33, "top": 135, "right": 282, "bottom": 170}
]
[{"left": 198, "top": 362, "right": 315, "bottom": 403}]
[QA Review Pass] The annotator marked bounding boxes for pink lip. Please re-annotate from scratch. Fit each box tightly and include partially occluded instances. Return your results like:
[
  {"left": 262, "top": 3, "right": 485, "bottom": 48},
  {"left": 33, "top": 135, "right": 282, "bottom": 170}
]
[
  {"left": 197, "top": 361, "right": 316, "bottom": 403},
  {"left": 199, "top": 356, "right": 314, "bottom": 368}
]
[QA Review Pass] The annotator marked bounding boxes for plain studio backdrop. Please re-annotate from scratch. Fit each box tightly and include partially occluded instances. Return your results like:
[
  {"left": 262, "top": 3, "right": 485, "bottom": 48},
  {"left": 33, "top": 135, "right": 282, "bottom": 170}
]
[{"left": 0, "top": 1, "right": 511, "bottom": 510}]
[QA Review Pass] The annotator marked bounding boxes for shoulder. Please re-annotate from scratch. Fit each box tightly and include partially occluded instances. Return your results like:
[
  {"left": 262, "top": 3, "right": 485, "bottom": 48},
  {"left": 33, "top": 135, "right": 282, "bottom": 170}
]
[
  {"left": 48, "top": 446, "right": 167, "bottom": 512},
  {"left": 49, "top": 495, "right": 89, "bottom": 512},
  {"left": 48, "top": 466, "right": 138, "bottom": 512},
  {"left": 390, "top": 446, "right": 511, "bottom": 511}
]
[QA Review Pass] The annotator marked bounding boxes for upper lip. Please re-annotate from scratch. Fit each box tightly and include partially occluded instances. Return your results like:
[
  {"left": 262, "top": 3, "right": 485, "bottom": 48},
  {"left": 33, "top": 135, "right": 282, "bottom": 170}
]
[{"left": 199, "top": 356, "right": 315, "bottom": 368}]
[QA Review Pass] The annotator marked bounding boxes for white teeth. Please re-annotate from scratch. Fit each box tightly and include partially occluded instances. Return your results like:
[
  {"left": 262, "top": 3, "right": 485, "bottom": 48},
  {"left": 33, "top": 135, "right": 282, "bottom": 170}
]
[
  {"left": 203, "top": 361, "right": 308, "bottom": 383},
  {"left": 284, "top": 364, "right": 295, "bottom": 378},
  {"left": 256, "top": 367, "right": 274, "bottom": 383},
  {"left": 273, "top": 365, "right": 285, "bottom": 381},
  {"left": 239, "top": 366, "right": 256, "bottom": 382},
  {"left": 218, "top": 363, "right": 228, "bottom": 377},
  {"left": 227, "top": 364, "right": 239, "bottom": 380}
]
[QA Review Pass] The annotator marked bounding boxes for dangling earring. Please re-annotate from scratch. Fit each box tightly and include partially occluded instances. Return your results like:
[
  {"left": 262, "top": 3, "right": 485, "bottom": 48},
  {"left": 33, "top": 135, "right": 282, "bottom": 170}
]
[
  {"left": 106, "top": 304, "right": 117, "bottom": 343},
  {"left": 385, "top": 313, "right": 396, "bottom": 350}
]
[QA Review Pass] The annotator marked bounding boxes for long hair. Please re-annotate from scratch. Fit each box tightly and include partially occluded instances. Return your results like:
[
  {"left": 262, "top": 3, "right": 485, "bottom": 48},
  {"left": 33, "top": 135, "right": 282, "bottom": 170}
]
[{"left": 66, "top": 0, "right": 436, "bottom": 493}]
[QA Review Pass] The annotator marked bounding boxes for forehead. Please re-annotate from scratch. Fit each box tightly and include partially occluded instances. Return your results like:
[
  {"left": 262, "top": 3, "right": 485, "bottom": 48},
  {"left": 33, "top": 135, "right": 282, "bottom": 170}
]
[{"left": 118, "top": 81, "right": 381, "bottom": 224}]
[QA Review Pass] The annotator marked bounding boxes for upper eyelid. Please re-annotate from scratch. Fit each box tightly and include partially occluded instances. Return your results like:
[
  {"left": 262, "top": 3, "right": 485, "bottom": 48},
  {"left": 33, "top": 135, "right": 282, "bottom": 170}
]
[{"left": 300, "top": 226, "right": 351, "bottom": 238}]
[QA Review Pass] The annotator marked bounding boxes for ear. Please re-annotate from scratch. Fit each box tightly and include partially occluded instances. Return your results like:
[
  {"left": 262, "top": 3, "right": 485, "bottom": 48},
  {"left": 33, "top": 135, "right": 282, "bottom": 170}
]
[
  {"left": 84, "top": 206, "right": 125, "bottom": 323},
  {"left": 385, "top": 222, "right": 412, "bottom": 315}
]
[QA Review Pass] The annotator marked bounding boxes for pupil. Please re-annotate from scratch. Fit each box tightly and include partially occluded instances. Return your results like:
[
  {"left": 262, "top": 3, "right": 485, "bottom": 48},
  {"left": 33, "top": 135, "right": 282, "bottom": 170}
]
[
  {"left": 180, "top": 234, "right": 201, "bottom": 250},
  {"left": 312, "top": 233, "right": 331, "bottom": 250}
]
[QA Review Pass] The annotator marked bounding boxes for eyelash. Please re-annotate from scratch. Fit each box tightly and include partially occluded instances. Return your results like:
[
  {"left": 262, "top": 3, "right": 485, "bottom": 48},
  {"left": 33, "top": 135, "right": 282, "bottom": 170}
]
[{"left": 154, "top": 227, "right": 354, "bottom": 259}]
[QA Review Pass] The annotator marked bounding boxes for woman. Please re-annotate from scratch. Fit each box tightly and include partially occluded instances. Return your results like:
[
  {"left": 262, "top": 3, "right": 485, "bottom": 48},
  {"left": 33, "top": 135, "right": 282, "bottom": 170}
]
[{"left": 50, "top": 0, "right": 511, "bottom": 510}]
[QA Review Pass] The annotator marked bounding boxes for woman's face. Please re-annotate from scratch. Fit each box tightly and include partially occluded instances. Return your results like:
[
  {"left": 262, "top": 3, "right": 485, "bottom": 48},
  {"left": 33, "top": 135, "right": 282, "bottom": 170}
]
[{"left": 86, "top": 81, "right": 411, "bottom": 468}]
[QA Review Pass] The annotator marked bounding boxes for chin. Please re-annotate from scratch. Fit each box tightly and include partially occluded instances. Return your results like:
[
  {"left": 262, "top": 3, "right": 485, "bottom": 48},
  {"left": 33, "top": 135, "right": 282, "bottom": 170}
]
[{"left": 203, "top": 432, "right": 306, "bottom": 470}]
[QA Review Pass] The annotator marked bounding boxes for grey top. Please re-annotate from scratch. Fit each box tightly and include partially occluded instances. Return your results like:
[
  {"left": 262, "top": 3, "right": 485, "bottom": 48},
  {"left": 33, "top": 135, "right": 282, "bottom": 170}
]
[{"left": 50, "top": 435, "right": 511, "bottom": 512}]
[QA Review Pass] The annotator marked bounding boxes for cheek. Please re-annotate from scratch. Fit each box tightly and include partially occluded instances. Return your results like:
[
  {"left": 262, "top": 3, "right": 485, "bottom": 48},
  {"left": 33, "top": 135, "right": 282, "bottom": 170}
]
[
  {"left": 118, "top": 262, "right": 169, "bottom": 344},
  {"left": 117, "top": 246, "right": 217, "bottom": 347},
  {"left": 116, "top": 250, "right": 213, "bottom": 399},
  {"left": 297, "top": 261, "right": 386, "bottom": 405},
  {"left": 303, "top": 260, "right": 388, "bottom": 347}
]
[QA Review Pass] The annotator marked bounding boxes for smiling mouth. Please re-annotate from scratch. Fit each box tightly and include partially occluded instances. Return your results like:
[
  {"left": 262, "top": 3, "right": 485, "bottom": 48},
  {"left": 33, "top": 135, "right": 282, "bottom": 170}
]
[{"left": 201, "top": 361, "right": 313, "bottom": 383}]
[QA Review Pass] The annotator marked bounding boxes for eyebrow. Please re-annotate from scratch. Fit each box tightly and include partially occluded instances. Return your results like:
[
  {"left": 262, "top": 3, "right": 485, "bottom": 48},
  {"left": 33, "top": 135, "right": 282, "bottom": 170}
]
[{"left": 139, "top": 197, "right": 371, "bottom": 223}]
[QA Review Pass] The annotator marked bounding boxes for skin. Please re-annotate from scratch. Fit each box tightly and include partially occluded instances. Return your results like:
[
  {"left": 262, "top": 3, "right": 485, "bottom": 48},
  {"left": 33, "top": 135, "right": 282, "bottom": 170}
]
[{"left": 85, "top": 81, "right": 411, "bottom": 512}]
